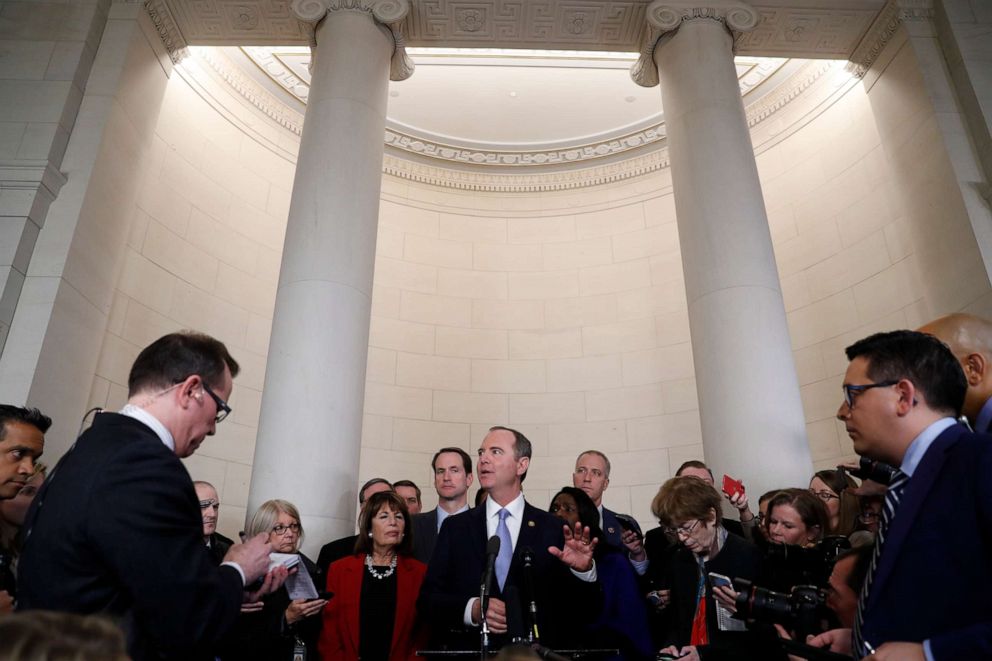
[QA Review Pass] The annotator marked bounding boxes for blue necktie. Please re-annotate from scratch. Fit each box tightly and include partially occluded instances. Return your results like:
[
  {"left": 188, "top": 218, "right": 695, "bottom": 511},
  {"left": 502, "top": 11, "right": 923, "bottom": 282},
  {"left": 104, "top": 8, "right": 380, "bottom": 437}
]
[
  {"left": 852, "top": 469, "right": 909, "bottom": 656},
  {"left": 495, "top": 508, "right": 513, "bottom": 591}
]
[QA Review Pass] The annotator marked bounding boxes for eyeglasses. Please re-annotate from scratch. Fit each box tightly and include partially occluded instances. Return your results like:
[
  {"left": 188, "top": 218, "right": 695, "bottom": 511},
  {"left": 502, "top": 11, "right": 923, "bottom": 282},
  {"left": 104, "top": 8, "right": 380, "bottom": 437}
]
[
  {"left": 201, "top": 381, "right": 232, "bottom": 424},
  {"left": 665, "top": 519, "right": 702, "bottom": 538},
  {"left": 809, "top": 489, "right": 840, "bottom": 502},
  {"left": 199, "top": 499, "right": 219, "bottom": 511},
  {"left": 841, "top": 380, "right": 899, "bottom": 409},
  {"left": 754, "top": 512, "right": 767, "bottom": 526},
  {"left": 858, "top": 511, "right": 880, "bottom": 523},
  {"left": 272, "top": 523, "right": 301, "bottom": 535}
]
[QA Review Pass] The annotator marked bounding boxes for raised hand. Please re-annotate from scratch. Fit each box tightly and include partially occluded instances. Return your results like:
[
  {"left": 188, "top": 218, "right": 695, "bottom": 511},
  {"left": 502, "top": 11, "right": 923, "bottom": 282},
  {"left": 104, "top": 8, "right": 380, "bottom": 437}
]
[{"left": 548, "top": 521, "right": 596, "bottom": 572}]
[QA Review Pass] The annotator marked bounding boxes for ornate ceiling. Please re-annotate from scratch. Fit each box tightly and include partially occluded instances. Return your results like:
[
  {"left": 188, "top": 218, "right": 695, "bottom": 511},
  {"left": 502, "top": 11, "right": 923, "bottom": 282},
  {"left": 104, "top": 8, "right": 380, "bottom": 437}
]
[{"left": 158, "top": 0, "right": 918, "bottom": 191}]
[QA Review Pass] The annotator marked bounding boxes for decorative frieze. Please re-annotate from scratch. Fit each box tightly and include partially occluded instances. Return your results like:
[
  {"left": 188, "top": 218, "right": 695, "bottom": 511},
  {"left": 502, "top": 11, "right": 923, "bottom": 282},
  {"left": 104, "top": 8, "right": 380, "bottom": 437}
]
[
  {"left": 846, "top": 0, "right": 933, "bottom": 78},
  {"left": 145, "top": 0, "right": 189, "bottom": 64}
]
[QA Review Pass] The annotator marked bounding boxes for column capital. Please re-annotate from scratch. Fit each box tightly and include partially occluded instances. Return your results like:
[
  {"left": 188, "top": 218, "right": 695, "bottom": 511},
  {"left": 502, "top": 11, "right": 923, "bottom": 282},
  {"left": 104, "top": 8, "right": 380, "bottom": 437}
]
[
  {"left": 631, "top": 0, "right": 759, "bottom": 87},
  {"left": 291, "top": 0, "right": 414, "bottom": 80}
]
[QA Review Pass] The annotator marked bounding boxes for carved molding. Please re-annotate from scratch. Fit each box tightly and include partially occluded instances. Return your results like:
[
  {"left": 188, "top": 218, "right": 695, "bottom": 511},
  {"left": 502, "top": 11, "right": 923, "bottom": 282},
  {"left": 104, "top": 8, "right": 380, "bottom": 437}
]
[
  {"left": 145, "top": 0, "right": 887, "bottom": 60},
  {"left": 144, "top": 0, "right": 189, "bottom": 64},
  {"left": 382, "top": 148, "right": 670, "bottom": 192},
  {"left": 290, "top": 0, "right": 414, "bottom": 81},
  {"left": 846, "top": 0, "right": 933, "bottom": 77}
]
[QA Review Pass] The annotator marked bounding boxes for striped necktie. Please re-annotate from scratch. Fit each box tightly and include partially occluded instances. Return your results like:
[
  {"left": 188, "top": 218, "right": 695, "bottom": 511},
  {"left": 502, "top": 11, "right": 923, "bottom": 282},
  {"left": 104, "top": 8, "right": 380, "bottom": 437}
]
[{"left": 852, "top": 468, "right": 909, "bottom": 656}]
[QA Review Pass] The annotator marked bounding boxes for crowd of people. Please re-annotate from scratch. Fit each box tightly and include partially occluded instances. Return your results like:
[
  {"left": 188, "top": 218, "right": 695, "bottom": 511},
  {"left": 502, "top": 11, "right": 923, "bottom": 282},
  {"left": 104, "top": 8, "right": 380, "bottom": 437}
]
[{"left": 0, "top": 311, "right": 990, "bottom": 661}]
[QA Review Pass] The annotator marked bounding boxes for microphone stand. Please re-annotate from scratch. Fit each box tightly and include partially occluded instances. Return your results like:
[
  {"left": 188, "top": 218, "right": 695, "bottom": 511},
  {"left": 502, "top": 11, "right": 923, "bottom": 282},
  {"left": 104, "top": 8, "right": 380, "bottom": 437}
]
[
  {"left": 522, "top": 548, "right": 540, "bottom": 644},
  {"left": 479, "top": 582, "right": 491, "bottom": 660}
]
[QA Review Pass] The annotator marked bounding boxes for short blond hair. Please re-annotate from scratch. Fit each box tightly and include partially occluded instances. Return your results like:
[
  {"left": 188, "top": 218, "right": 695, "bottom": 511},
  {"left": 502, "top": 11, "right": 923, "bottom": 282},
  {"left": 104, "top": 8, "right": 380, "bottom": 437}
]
[{"left": 245, "top": 499, "right": 304, "bottom": 546}]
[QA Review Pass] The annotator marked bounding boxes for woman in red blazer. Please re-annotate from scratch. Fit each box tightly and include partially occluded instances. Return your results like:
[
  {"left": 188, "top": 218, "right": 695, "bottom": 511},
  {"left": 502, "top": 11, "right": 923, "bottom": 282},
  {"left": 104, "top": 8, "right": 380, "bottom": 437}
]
[{"left": 319, "top": 490, "right": 428, "bottom": 661}]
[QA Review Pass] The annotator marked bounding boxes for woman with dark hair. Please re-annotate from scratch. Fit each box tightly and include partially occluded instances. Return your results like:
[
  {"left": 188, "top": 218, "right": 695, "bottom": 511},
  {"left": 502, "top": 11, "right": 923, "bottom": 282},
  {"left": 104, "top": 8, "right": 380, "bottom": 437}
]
[
  {"left": 223, "top": 499, "right": 327, "bottom": 660},
  {"left": 765, "top": 489, "right": 828, "bottom": 548},
  {"left": 652, "top": 477, "right": 763, "bottom": 661},
  {"left": 549, "top": 487, "right": 653, "bottom": 661},
  {"left": 808, "top": 470, "right": 860, "bottom": 537},
  {"left": 319, "top": 490, "right": 427, "bottom": 661}
]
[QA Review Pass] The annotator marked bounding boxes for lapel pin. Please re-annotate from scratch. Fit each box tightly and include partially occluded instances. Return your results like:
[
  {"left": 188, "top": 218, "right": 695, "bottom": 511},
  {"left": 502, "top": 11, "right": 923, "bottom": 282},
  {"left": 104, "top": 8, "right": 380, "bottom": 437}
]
[
  {"left": 607, "top": 527, "right": 615, "bottom": 534},
  {"left": 527, "top": 520, "right": 535, "bottom": 527}
]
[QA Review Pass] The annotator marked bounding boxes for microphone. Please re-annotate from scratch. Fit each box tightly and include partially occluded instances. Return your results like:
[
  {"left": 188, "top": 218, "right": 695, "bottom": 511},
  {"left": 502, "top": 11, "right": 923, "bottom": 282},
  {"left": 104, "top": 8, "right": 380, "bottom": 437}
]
[
  {"left": 522, "top": 547, "right": 540, "bottom": 643},
  {"left": 481, "top": 535, "right": 500, "bottom": 597},
  {"left": 504, "top": 584, "right": 525, "bottom": 642}
]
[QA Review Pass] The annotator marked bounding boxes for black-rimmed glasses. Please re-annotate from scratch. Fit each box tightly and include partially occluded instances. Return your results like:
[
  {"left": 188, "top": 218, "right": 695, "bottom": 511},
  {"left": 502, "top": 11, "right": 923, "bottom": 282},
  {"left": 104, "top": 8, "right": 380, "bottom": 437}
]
[
  {"left": 272, "top": 523, "right": 301, "bottom": 535},
  {"left": 201, "top": 381, "right": 231, "bottom": 424},
  {"left": 842, "top": 380, "right": 898, "bottom": 408}
]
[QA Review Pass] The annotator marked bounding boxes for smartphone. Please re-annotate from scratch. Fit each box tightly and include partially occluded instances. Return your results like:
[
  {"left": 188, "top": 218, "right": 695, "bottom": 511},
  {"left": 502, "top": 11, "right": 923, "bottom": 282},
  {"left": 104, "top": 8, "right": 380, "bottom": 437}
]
[
  {"left": 312, "top": 590, "right": 333, "bottom": 601},
  {"left": 722, "top": 474, "right": 745, "bottom": 499},
  {"left": 709, "top": 572, "right": 733, "bottom": 589}
]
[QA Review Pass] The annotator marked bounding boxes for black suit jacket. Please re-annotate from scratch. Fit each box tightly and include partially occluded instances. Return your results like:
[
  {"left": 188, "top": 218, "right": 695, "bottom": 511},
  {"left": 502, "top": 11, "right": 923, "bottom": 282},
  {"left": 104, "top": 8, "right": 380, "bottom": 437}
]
[
  {"left": 861, "top": 423, "right": 992, "bottom": 658},
  {"left": 412, "top": 508, "right": 440, "bottom": 564},
  {"left": 206, "top": 531, "right": 235, "bottom": 566},
  {"left": 317, "top": 534, "right": 358, "bottom": 578},
  {"left": 418, "top": 500, "right": 600, "bottom": 649},
  {"left": 17, "top": 413, "right": 243, "bottom": 660}
]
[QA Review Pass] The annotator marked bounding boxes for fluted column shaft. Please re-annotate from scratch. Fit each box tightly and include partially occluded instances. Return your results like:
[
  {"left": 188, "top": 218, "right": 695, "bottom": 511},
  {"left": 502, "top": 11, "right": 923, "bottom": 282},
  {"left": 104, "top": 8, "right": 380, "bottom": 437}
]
[
  {"left": 645, "top": 1, "right": 813, "bottom": 492},
  {"left": 249, "top": 1, "right": 410, "bottom": 556}
]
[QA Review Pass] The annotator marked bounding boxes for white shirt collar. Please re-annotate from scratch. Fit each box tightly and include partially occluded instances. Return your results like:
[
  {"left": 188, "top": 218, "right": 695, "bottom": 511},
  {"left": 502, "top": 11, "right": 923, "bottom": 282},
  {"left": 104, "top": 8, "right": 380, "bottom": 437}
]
[{"left": 119, "top": 404, "right": 175, "bottom": 452}]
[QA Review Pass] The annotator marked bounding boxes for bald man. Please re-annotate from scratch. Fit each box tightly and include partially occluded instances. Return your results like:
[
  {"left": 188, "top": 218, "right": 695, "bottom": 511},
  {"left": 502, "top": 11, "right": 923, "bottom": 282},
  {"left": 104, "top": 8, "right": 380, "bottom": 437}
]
[{"left": 919, "top": 313, "right": 992, "bottom": 432}]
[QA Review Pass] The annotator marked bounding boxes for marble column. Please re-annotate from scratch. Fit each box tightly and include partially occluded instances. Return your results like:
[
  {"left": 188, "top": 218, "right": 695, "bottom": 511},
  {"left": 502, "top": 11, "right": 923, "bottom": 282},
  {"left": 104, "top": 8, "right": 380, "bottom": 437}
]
[
  {"left": 633, "top": 1, "right": 813, "bottom": 493},
  {"left": 248, "top": 0, "right": 412, "bottom": 556}
]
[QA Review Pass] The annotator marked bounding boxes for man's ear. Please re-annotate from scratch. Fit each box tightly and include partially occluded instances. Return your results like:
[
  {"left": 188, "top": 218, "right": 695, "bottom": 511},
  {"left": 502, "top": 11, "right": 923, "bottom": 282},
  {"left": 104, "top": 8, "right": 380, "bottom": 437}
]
[
  {"left": 466, "top": 471, "right": 474, "bottom": 486},
  {"left": 516, "top": 456, "right": 530, "bottom": 477},
  {"left": 894, "top": 379, "right": 917, "bottom": 415},
  {"left": 178, "top": 375, "right": 202, "bottom": 409},
  {"left": 964, "top": 352, "right": 987, "bottom": 385}
]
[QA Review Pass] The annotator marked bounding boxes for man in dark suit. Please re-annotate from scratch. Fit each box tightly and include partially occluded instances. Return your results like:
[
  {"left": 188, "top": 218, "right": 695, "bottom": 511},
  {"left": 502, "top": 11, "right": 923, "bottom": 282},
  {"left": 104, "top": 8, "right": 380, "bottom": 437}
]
[
  {"left": 418, "top": 426, "right": 599, "bottom": 650},
  {"left": 919, "top": 312, "right": 992, "bottom": 432},
  {"left": 809, "top": 330, "right": 992, "bottom": 660},
  {"left": 194, "top": 480, "right": 234, "bottom": 565},
  {"left": 316, "top": 477, "right": 392, "bottom": 576},
  {"left": 17, "top": 332, "right": 280, "bottom": 660},
  {"left": 412, "top": 447, "right": 473, "bottom": 564}
]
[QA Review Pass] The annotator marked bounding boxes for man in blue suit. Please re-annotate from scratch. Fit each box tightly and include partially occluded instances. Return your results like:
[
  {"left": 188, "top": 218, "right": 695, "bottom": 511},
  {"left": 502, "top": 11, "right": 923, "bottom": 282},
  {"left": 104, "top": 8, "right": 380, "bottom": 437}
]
[{"left": 809, "top": 330, "right": 992, "bottom": 660}]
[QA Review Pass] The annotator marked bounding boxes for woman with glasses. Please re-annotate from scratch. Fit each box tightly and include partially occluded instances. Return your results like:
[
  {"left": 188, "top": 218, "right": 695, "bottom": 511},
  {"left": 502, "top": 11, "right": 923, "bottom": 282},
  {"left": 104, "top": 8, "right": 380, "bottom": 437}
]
[
  {"left": 319, "top": 490, "right": 427, "bottom": 661},
  {"left": 223, "top": 499, "right": 326, "bottom": 660},
  {"left": 652, "top": 477, "right": 762, "bottom": 661},
  {"left": 808, "top": 469, "right": 860, "bottom": 537},
  {"left": 549, "top": 487, "right": 654, "bottom": 661}
]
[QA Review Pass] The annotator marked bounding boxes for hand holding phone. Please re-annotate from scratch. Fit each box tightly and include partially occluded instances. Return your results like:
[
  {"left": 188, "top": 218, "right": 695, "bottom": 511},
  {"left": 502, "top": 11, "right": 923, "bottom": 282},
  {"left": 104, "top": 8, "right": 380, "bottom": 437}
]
[{"left": 722, "top": 474, "right": 744, "bottom": 499}]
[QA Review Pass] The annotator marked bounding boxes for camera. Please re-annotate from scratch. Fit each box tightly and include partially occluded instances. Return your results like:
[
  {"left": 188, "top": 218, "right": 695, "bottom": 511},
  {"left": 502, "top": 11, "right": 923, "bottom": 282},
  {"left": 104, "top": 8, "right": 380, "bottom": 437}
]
[
  {"left": 842, "top": 457, "right": 897, "bottom": 485},
  {"left": 733, "top": 580, "right": 828, "bottom": 640},
  {"left": 760, "top": 536, "right": 849, "bottom": 592}
]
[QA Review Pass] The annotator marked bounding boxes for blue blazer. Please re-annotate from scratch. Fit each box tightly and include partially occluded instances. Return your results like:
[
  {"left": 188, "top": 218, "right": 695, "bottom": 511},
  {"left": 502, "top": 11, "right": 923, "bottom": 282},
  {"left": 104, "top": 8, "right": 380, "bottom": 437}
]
[
  {"left": 862, "top": 423, "right": 992, "bottom": 659},
  {"left": 601, "top": 507, "right": 624, "bottom": 548}
]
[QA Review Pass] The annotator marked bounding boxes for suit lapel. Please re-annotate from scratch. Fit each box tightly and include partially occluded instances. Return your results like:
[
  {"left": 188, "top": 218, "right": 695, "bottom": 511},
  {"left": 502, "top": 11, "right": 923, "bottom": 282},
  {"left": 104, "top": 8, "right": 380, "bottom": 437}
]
[{"left": 867, "top": 426, "right": 960, "bottom": 610}]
